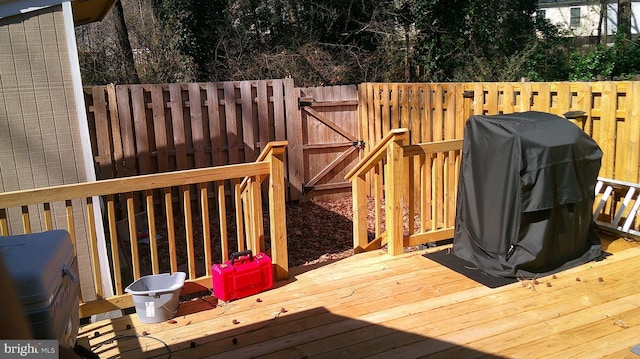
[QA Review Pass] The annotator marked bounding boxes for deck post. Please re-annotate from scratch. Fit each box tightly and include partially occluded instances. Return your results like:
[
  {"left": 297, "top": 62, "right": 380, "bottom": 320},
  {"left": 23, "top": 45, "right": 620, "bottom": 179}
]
[
  {"left": 268, "top": 144, "right": 289, "bottom": 280},
  {"left": 352, "top": 173, "right": 368, "bottom": 253},
  {"left": 386, "top": 136, "right": 406, "bottom": 256}
]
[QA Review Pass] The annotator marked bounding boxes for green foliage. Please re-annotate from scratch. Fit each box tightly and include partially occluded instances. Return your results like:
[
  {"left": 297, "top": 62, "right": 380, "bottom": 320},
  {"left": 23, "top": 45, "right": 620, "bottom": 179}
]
[
  {"left": 520, "top": 15, "right": 572, "bottom": 81},
  {"left": 148, "top": 0, "right": 401, "bottom": 84},
  {"left": 610, "top": 36, "right": 640, "bottom": 78},
  {"left": 569, "top": 47, "right": 615, "bottom": 81},
  {"left": 82, "top": 0, "right": 640, "bottom": 85},
  {"left": 412, "top": 0, "right": 559, "bottom": 82},
  {"left": 568, "top": 35, "right": 640, "bottom": 81},
  {"left": 151, "top": 0, "right": 226, "bottom": 81}
]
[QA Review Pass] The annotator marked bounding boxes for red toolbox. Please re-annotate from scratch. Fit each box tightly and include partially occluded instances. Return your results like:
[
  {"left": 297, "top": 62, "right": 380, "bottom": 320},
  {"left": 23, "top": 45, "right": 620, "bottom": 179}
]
[{"left": 212, "top": 250, "right": 273, "bottom": 301}]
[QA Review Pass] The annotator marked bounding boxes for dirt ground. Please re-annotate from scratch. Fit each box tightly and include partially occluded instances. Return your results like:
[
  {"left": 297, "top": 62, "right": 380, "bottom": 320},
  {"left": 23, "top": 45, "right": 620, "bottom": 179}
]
[
  {"left": 284, "top": 195, "right": 356, "bottom": 267},
  {"left": 127, "top": 195, "right": 360, "bottom": 280},
  {"left": 124, "top": 192, "right": 431, "bottom": 281}
]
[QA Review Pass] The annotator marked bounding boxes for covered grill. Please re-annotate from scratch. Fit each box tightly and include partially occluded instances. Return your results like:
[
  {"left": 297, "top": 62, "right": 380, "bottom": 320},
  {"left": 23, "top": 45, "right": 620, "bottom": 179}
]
[{"left": 453, "top": 111, "right": 603, "bottom": 278}]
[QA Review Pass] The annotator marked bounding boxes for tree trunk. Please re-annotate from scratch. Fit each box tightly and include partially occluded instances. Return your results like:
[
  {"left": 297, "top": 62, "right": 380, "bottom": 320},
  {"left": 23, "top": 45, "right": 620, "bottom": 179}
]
[
  {"left": 597, "top": 0, "right": 605, "bottom": 45},
  {"left": 404, "top": 24, "right": 410, "bottom": 82},
  {"left": 618, "top": 0, "right": 632, "bottom": 41},
  {"left": 113, "top": 0, "right": 140, "bottom": 84},
  {"left": 604, "top": 3, "right": 609, "bottom": 44}
]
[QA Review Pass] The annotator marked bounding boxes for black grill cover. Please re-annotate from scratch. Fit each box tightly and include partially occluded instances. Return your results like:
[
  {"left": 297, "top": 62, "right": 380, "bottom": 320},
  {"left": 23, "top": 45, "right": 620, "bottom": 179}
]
[{"left": 452, "top": 111, "right": 603, "bottom": 278}]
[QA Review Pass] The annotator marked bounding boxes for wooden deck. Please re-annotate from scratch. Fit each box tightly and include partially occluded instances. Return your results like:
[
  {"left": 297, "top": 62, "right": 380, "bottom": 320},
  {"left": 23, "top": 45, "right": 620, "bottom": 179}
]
[{"left": 79, "top": 235, "right": 640, "bottom": 359}]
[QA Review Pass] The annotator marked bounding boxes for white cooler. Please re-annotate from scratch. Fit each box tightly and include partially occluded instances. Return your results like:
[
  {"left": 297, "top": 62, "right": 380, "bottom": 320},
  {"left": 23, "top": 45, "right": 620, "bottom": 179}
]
[{"left": 0, "top": 230, "right": 80, "bottom": 348}]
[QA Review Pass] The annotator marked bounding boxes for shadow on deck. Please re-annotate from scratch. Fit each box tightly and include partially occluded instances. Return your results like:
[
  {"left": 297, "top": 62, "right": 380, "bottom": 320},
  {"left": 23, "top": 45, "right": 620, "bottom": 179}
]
[{"left": 84, "top": 305, "right": 506, "bottom": 359}]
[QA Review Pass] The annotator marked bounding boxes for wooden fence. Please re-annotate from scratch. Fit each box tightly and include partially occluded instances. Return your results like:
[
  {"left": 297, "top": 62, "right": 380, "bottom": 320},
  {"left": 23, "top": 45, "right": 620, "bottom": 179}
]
[
  {"left": 84, "top": 79, "right": 303, "bottom": 201},
  {"left": 358, "top": 82, "right": 640, "bottom": 185},
  {"left": 84, "top": 80, "right": 362, "bottom": 203},
  {"left": 357, "top": 81, "right": 640, "bottom": 242},
  {"left": 84, "top": 80, "right": 639, "bottom": 237}
]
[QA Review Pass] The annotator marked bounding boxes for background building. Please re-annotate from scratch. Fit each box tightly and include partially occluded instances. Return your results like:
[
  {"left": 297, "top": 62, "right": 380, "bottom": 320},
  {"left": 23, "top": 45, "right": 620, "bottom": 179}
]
[{"left": 538, "top": 0, "right": 639, "bottom": 41}]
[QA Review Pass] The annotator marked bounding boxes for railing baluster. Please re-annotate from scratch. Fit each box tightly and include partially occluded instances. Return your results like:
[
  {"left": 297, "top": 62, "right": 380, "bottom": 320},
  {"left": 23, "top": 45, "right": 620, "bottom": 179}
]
[
  {"left": 0, "top": 208, "right": 8, "bottom": 235},
  {"left": 146, "top": 190, "right": 159, "bottom": 275},
  {"left": 420, "top": 156, "right": 428, "bottom": 233},
  {"left": 126, "top": 192, "right": 140, "bottom": 280},
  {"left": 408, "top": 159, "right": 415, "bottom": 236},
  {"left": 448, "top": 150, "right": 458, "bottom": 225},
  {"left": 436, "top": 151, "right": 444, "bottom": 229},
  {"left": 64, "top": 200, "right": 81, "bottom": 302},
  {"left": 234, "top": 179, "right": 245, "bottom": 251},
  {"left": 443, "top": 153, "right": 450, "bottom": 228},
  {"left": 241, "top": 182, "right": 252, "bottom": 252},
  {"left": 106, "top": 195, "right": 122, "bottom": 295},
  {"left": 253, "top": 179, "right": 264, "bottom": 254},
  {"left": 164, "top": 187, "right": 178, "bottom": 273},
  {"left": 43, "top": 203, "right": 53, "bottom": 230},
  {"left": 183, "top": 185, "right": 196, "bottom": 279},
  {"left": 21, "top": 206, "right": 31, "bottom": 234},
  {"left": 200, "top": 185, "right": 212, "bottom": 276},
  {"left": 431, "top": 155, "right": 437, "bottom": 231},
  {"left": 86, "top": 197, "right": 103, "bottom": 299},
  {"left": 374, "top": 163, "right": 383, "bottom": 238},
  {"left": 218, "top": 182, "right": 229, "bottom": 262},
  {"left": 65, "top": 200, "right": 76, "bottom": 252}
]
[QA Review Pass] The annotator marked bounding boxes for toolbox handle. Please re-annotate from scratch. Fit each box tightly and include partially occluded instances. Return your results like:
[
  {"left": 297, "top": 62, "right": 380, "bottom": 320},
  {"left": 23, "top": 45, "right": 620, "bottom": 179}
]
[{"left": 230, "top": 250, "right": 253, "bottom": 264}]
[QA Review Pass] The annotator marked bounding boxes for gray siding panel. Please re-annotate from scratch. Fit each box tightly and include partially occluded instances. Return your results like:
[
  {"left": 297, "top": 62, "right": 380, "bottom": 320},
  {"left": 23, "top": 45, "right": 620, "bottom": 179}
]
[{"left": 0, "top": 5, "right": 96, "bottom": 301}]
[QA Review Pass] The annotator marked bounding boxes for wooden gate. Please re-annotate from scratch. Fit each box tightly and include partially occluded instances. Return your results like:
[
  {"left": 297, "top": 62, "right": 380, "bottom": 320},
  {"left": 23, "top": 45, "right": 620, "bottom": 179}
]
[{"left": 298, "top": 85, "right": 361, "bottom": 199}]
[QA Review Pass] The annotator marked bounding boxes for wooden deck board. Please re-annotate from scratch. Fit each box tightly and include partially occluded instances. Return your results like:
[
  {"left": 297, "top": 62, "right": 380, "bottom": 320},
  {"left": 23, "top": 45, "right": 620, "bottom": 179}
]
[{"left": 80, "top": 237, "right": 640, "bottom": 359}]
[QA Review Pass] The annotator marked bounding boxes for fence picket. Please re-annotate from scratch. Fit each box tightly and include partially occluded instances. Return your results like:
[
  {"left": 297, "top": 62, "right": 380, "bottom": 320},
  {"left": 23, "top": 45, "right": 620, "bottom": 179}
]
[
  {"left": 284, "top": 78, "right": 303, "bottom": 201},
  {"left": 240, "top": 81, "right": 256, "bottom": 161},
  {"left": 151, "top": 86, "right": 169, "bottom": 172},
  {"left": 599, "top": 82, "right": 617, "bottom": 178},
  {"left": 223, "top": 82, "right": 240, "bottom": 164},
  {"left": 188, "top": 83, "right": 207, "bottom": 169},
  {"left": 205, "top": 83, "right": 224, "bottom": 167},
  {"left": 627, "top": 83, "right": 640, "bottom": 183},
  {"left": 257, "top": 80, "right": 270, "bottom": 149},
  {"left": 92, "top": 86, "right": 112, "bottom": 178},
  {"left": 131, "top": 86, "right": 150, "bottom": 174}
]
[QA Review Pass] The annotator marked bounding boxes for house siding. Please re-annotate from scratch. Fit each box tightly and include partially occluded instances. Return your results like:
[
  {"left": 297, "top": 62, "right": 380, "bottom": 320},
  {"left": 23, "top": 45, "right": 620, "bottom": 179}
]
[
  {"left": 539, "top": 0, "right": 640, "bottom": 38},
  {"left": 0, "top": 5, "right": 96, "bottom": 301}
]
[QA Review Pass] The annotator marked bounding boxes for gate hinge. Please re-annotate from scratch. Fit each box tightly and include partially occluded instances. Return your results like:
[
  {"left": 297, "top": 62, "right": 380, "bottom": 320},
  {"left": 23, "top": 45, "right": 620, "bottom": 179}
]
[
  {"left": 298, "top": 98, "right": 312, "bottom": 110},
  {"left": 352, "top": 140, "right": 365, "bottom": 148},
  {"left": 302, "top": 183, "right": 315, "bottom": 194}
]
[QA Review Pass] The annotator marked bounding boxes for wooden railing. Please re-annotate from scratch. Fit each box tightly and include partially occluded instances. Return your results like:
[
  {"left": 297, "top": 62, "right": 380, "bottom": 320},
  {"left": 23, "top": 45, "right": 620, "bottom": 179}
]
[
  {"left": 346, "top": 129, "right": 462, "bottom": 255},
  {"left": 0, "top": 141, "right": 288, "bottom": 317}
]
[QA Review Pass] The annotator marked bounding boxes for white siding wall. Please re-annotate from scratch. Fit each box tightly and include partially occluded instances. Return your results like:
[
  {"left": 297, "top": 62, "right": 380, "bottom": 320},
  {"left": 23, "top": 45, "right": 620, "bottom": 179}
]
[{"left": 539, "top": 1, "right": 640, "bottom": 37}]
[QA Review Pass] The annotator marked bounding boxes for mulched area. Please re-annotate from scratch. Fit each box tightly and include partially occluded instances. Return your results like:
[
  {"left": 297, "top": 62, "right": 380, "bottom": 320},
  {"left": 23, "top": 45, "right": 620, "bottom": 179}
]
[
  {"left": 284, "top": 196, "right": 355, "bottom": 266},
  {"left": 118, "top": 194, "right": 425, "bottom": 286},
  {"left": 121, "top": 195, "right": 361, "bottom": 282}
]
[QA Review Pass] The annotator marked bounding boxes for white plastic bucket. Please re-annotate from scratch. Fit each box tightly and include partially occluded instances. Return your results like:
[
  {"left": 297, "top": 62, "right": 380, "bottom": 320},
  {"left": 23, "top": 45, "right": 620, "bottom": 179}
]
[{"left": 124, "top": 272, "right": 186, "bottom": 323}]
